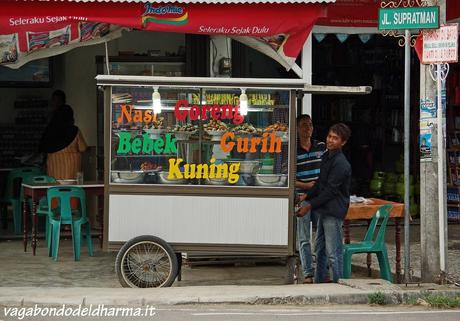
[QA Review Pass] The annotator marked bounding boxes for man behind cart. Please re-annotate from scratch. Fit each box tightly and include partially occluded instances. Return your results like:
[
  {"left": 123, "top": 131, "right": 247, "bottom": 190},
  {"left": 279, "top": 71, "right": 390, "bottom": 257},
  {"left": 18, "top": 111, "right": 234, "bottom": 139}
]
[
  {"left": 295, "top": 114, "right": 325, "bottom": 284},
  {"left": 296, "top": 123, "right": 352, "bottom": 283}
]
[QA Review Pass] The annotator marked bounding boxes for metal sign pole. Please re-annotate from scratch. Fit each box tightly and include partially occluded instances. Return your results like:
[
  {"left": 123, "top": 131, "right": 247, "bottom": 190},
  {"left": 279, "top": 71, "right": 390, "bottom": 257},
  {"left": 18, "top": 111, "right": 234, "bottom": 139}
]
[
  {"left": 403, "top": 29, "right": 411, "bottom": 283},
  {"left": 435, "top": 63, "right": 448, "bottom": 276}
]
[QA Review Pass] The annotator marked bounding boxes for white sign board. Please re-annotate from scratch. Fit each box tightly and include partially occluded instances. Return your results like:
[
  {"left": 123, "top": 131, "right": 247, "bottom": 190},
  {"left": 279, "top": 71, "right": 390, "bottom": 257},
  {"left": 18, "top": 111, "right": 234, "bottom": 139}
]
[{"left": 422, "top": 24, "right": 458, "bottom": 64}]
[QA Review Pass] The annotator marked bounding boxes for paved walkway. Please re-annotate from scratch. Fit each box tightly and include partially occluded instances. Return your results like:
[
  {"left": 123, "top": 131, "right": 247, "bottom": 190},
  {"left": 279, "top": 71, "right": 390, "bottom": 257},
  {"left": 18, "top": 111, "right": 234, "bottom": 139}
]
[{"left": 1, "top": 223, "right": 459, "bottom": 288}]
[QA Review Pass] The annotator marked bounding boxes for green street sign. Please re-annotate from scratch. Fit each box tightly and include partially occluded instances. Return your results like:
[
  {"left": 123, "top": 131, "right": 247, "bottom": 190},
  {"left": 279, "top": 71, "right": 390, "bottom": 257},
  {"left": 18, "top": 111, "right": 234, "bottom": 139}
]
[{"left": 378, "top": 6, "right": 439, "bottom": 30}]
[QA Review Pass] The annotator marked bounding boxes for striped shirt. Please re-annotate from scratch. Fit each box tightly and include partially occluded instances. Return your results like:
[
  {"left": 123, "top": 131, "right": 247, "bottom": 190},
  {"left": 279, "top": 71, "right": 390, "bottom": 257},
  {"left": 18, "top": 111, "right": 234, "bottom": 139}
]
[
  {"left": 296, "top": 139, "right": 326, "bottom": 193},
  {"left": 47, "top": 130, "right": 87, "bottom": 180}
]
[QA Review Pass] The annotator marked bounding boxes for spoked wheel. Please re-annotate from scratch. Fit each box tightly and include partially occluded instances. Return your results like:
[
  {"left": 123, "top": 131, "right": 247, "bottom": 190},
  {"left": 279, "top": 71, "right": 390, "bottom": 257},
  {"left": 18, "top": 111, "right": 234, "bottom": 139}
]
[{"left": 115, "top": 235, "right": 178, "bottom": 288}]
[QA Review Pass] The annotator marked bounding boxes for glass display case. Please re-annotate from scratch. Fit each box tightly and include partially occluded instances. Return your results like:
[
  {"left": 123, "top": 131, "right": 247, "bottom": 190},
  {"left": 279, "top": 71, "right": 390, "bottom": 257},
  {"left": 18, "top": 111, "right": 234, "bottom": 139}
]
[{"left": 109, "top": 85, "right": 292, "bottom": 188}]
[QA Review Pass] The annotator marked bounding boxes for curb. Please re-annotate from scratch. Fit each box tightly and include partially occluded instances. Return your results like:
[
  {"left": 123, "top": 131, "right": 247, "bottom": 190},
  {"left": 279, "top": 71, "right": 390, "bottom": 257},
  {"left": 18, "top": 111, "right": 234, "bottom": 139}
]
[{"left": 0, "top": 286, "right": 459, "bottom": 307}]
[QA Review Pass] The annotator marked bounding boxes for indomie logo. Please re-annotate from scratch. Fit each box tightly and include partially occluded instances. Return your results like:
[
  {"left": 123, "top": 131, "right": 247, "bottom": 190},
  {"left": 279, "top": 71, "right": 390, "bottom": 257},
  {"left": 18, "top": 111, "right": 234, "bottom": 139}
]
[{"left": 142, "top": 4, "right": 189, "bottom": 27}]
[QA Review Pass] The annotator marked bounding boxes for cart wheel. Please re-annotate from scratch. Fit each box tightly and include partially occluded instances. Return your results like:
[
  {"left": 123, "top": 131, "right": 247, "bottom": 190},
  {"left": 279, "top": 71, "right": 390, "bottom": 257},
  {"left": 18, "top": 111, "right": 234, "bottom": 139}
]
[
  {"left": 115, "top": 235, "right": 178, "bottom": 288},
  {"left": 285, "top": 256, "right": 300, "bottom": 284}
]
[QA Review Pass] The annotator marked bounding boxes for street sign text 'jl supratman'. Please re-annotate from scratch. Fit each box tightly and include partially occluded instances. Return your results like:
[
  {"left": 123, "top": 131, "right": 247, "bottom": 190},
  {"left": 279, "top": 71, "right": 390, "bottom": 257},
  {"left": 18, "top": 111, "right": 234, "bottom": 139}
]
[{"left": 379, "top": 6, "right": 439, "bottom": 30}]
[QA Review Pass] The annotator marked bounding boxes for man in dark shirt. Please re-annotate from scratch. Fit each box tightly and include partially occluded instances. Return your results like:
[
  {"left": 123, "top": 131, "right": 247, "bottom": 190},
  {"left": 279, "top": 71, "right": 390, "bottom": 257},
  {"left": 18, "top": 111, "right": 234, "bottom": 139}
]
[
  {"left": 296, "top": 123, "right": 351, "bottom": 283},
  {"left": 295, "top": 114, "right": 325, "bottom": 284}
]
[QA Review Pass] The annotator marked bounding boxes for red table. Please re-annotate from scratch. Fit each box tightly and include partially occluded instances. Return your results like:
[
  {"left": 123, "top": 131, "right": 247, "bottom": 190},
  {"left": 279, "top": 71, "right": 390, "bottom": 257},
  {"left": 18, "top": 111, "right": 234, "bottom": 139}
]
[
  {"left": 344, "top": 198, "right": 405, "bottom": 283},
  {"left": 22, "top": 181, "right": 104, "bottom": 256}
]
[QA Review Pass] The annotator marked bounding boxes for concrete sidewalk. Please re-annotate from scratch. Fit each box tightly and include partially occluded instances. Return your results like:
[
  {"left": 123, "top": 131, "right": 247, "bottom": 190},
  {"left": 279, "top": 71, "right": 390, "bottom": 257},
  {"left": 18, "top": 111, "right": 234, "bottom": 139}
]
[
  {"left": 0, "top": 279, "right": 459, "bottom": 307},
  {"left": 2, "top": 227, "right": 460, "bottom": 307}
]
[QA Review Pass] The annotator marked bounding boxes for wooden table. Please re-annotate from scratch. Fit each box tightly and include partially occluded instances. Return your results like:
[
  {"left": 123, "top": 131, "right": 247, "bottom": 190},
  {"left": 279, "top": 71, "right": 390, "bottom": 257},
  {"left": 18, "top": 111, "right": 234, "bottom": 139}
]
[
  {"left": 344, "top": 198, "right": 405, "bottom": 283},
  {"left": 22, "top": 181, "right": 104, "bottom": 256}
]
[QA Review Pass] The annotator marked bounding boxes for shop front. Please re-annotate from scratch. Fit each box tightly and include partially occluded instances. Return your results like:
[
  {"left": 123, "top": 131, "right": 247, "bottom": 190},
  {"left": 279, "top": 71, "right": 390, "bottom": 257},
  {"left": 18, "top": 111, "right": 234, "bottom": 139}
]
[{"left": 0, "top": 0, "right": 339, "bottom": 264}]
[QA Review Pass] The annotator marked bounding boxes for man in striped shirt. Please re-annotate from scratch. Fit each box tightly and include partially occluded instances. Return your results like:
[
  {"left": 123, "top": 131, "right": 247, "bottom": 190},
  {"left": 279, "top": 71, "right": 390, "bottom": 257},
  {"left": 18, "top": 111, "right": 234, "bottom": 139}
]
[{"left": 295, "top": 114, "right": 326, "bottom": 284}]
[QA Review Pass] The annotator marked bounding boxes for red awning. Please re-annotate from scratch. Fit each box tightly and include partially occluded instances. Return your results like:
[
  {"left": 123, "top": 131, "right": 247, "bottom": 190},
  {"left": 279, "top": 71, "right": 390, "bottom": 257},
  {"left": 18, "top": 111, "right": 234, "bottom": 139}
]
[
  {"left": 0, "top": 1, "right": 328, "bottom": 70},
  {"left": 447, "top": 0, "right": 460, "bottom": 22},
  {"left": 0, "top": 0, "right": 334, "bottom": 3},
  {"left": 316, "top": 0, "right": 378, "bottom": 28}
]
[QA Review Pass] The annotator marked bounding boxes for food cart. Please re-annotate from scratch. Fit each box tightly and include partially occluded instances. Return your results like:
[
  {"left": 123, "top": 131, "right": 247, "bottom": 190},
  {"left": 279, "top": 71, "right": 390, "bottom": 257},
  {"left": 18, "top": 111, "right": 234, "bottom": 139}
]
[{"left": 96, "top": 75, "right": 370, "bottom": 288}]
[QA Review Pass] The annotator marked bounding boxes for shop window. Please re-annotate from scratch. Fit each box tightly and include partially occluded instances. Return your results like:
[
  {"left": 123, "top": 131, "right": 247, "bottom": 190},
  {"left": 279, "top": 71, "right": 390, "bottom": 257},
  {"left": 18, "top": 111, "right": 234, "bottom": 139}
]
[{"left": 110, "top": 85, "right": 290, "bottom": 187}]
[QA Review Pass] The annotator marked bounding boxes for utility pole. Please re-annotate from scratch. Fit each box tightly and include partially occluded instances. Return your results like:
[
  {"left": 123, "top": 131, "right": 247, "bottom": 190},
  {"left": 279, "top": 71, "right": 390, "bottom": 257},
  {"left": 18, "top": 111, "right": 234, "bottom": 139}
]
[{"left": 420, "top": 0, "right": 447, "bottom": 283}]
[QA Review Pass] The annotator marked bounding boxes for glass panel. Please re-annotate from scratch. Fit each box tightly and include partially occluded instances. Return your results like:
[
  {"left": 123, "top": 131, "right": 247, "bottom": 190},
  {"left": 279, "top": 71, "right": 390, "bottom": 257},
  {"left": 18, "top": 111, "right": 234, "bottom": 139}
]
[
  {"left": 110, "top": 85, "right": 291, "bottom": 187},
  {"left": 200, "top": 88, "right": 290, "bottom": 187},
  {"left": 110, "top": 86, "right": 200, "bottom": 185},
  {"left": 106, "top": 62, "right": 185, "bottom": 76}
]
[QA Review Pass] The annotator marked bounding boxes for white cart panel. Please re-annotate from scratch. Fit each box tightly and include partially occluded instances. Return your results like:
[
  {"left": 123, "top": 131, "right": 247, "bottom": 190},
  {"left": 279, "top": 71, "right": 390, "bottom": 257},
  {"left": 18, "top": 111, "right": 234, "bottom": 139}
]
[{"left": 108, "top": 194, "right": 289, "bottom": 246}]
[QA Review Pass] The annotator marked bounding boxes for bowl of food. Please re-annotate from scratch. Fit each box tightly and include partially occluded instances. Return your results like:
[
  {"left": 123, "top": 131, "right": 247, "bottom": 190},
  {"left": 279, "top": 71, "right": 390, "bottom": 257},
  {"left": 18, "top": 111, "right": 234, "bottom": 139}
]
[
  {"left": 226, "top": 160, "right": 260, "bottom": 174},
  {"left": 144, "top": 128, "right": 165, "bottom": 139},
  {"left": 204, "top": 120, "right": 228, "bottom": 141},
  {"left": 253, "top": 174, "right": 287, "bottom": 187},
  {"left": 231, "top": 123, "right": 260, "bottom": 136},
  {"left": 156, "top": 171, "right": 187, "bottom": 184},
  {"left": 173, "top": 124, "right": 198, "bottom": 140},
  {"left": 174, "top": 131, "right": 197, "bottom": 140},
  {"left": 111, "top": 171, "right": 145, "bottom": 184},
  {"left": 263, "top": 122, "right": 288, "bottom": 133},
  {"left": 205, "top": 130, "right": 226, "bottom": 141},
  {"left": 204, "top": 177, "right": 228, "bottom": 185}
]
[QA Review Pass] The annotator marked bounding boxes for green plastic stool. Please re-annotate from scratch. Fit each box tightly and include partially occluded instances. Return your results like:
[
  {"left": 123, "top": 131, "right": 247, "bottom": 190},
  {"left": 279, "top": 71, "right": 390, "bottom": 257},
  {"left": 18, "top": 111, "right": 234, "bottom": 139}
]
[
  {"left": 1, "top": 167, "right": 42, "bottom": 234},
  {"left": 343, "top": 204, "right": 393, "bottom": 282},
  {"left": 46, "top": 186, "right": 93, "bottom": 261},
  {"left": 22, "top": 175, "right": 57, "bottom": 250}
]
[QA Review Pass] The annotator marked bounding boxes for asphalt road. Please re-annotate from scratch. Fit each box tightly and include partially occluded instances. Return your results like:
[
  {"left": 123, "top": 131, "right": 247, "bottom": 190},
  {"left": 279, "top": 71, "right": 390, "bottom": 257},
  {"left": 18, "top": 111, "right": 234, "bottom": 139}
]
[{"left": 2, "top": 305, "right": 460, "bottom": 321}]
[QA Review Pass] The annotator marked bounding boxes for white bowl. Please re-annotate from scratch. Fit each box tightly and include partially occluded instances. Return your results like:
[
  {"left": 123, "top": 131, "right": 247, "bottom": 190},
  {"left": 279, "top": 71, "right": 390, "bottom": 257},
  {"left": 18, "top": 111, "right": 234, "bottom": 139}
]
[
  {"left": 205, "top": 177, "right": 228, "bottom": 185},
  {"left": 226, "top": 160, "right": 260, "bottom": 174},
  {"left": 206, "top": 130, "right": 226, "bottom": 141},
  {"left": 111, "top": 171, "right": 145, "bottom": 183},
  {"left": 253, "top": 174, "right": 287, "bottom": 187},
  {"left": 174, "top": 131, "right": 196, "bottom": 140},
  {"left": 144, "top": 128, "right": 165, "bottom": 139},
  {"left": 156, "top": 171, "right": 187, "bottom": 184}
]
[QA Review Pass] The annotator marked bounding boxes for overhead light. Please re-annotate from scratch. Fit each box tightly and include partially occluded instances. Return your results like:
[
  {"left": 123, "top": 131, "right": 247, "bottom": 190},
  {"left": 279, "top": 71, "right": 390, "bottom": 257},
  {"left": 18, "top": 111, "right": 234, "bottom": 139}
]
[
  {"left": 239, "top": 89, "right": 248, "bottom": 116},
  {"left": 152, "top": 87, "right": 162, "bottom": 114}
]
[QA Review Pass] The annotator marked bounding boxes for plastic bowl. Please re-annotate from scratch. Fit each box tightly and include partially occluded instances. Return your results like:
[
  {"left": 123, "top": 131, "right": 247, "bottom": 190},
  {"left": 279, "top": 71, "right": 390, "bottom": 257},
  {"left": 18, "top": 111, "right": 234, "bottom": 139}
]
[
  {"left": 253, "top": 174, "right": 287, "bottom": 187},
  {"left": 204, "top": 177, "right": 228, "bottom": 185},
  {"left": 173, "top": 131, "right": 196, "bottom": 140},
  {"left": 156, "top": 171, "right": 187, "bottom": 184},
  {"left": 205, "top": 130, "right": 226, "bottom": 141},
  {"left": 226, "top": 160, "right": 260, "bottom": 174},
  {"left": 144, "top": 128, "right": 165, "bottom": 139},
  {"left": 111, "top": 171, "right": 145, "bottom": 184}
]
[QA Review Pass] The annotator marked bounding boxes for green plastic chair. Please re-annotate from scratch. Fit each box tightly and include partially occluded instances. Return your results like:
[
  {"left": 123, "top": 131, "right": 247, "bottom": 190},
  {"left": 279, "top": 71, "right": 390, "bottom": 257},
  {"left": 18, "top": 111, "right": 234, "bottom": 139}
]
[
  {"left": 21, "top": 175, "right": 57, "bottom": 249},
  {"left": 1, "top": 167, "right": 42, "bottom": 234},
  {"left": 46, "top": 186, "right": 93, "bottom": 261},
  {"left": 343, "top": 204, "right": 393, "bottom": 282}
]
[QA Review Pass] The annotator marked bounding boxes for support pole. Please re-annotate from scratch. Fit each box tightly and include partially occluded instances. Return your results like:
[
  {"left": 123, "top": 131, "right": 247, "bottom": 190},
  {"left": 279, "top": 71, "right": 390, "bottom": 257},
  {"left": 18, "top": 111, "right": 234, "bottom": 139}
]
[
  {"left": 403, "top": 29, "right": 411, "bottom": 283},
  {"left": 436, "top": 64, "right": 447, "bottom": 277}
]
